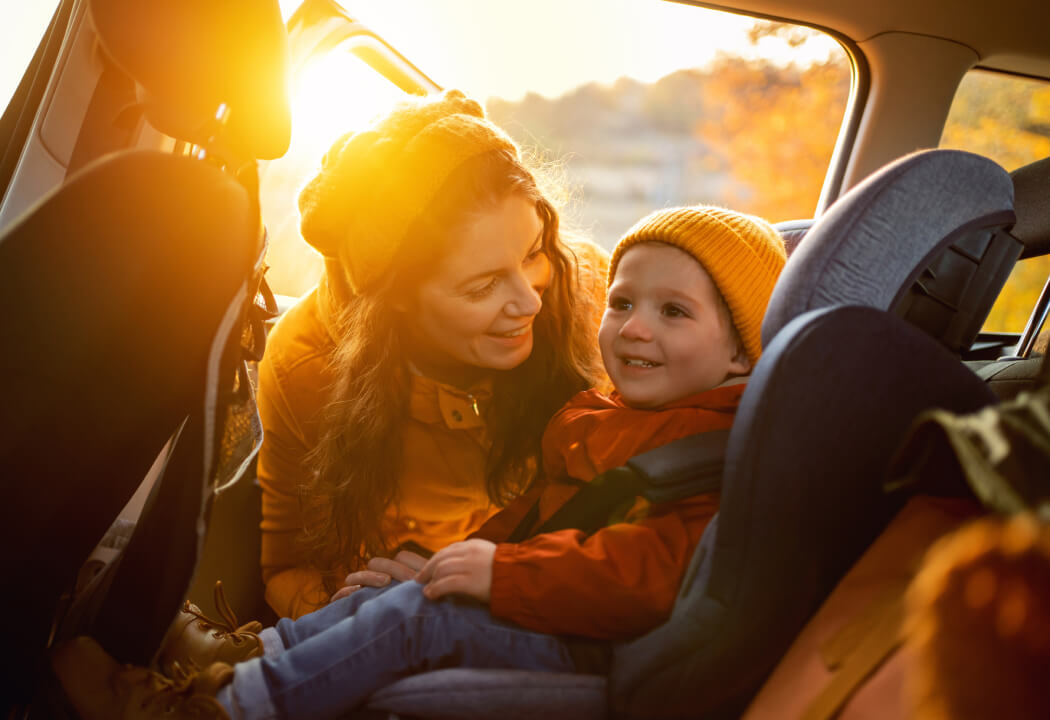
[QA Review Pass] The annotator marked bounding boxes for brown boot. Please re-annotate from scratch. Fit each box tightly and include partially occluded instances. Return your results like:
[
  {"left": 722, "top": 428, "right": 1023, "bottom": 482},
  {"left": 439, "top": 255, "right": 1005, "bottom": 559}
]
[
  {"left": 158, "top": 580, "right": 264, "bottom": 675},
  {"left": 51, "top": 636, "right": 234, "bottom": 719}
]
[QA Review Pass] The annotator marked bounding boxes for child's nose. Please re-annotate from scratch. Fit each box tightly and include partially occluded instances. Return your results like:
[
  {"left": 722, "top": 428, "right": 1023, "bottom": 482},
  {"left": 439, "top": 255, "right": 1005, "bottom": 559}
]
[{"left": 619, "top": 312, "right": 652, "bottom": 341}]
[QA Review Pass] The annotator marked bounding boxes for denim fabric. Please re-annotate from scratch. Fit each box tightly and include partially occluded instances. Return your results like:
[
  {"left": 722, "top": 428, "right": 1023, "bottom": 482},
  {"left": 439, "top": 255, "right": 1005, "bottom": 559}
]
[{"left": 222, "top": 581, "right": 576, "bottom": 720}]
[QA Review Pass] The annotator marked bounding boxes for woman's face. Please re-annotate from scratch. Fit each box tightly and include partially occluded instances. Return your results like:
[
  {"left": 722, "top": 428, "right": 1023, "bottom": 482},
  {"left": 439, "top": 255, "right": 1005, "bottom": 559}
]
[{"left": 402, "top": 193, "right": 552, "bottom": 385}]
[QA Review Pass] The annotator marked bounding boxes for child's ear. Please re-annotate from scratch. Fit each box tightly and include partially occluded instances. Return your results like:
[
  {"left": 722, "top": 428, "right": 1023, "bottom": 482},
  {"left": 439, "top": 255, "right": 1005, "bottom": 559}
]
[{"left": 727, "top": 345, "right": 752, "bottom": 376}]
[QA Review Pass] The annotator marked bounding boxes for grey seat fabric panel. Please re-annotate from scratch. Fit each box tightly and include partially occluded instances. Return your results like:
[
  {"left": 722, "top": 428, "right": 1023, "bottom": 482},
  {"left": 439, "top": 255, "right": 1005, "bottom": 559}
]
[
  {"left": 762, "top": 149, "right": 1015, "bottom": 346},
  {"left": 365, "top": 669, "right": 606, "bottom": 720},
  {"left": 772, "top": 218, "right": 813, "bottom": 256},
  {"left": 969, "top": 355, "right": 1046, "bottom": 400},
  {"left": 1011, "top": 155, "right": 1050, "bottom": 258}
]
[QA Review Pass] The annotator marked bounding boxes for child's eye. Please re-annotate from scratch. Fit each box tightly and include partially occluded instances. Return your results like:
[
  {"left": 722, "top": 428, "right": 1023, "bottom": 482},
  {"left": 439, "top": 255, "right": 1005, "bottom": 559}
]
[
  {"left": 609, "top": 296, "right": 632, "bottom": 311},
  {"left": 662, "top": 304, "right": 688, "bottom": 318},
  {"left": 466, "top": 278, "right": 498, "bottom": 300}
]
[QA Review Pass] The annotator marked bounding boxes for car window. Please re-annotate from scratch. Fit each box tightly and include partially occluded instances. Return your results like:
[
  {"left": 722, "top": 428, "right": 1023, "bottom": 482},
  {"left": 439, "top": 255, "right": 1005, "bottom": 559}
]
[
  {"left": 266, "top": 0, "right": 852, "bottom": 299},
  {"left": 0, "top": 2, "right": 60, "bottom": 111},
  {"left": 940, "top": 69, "right": 1050, "bottom": 333}
]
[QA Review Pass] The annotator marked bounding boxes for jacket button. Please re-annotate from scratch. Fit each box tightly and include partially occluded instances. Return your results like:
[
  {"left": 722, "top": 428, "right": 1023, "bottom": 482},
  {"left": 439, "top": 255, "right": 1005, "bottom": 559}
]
[
  {"left": 451, "top": 409, "right": 463, "bottom": 422},
  {"left": 404, "top": 517, "right": 418, "bottom": 530}
]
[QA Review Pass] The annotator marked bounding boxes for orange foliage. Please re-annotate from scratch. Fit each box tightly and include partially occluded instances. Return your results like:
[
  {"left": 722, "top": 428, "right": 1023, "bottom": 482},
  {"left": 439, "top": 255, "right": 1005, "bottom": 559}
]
[
  {"left": 696, "top": 54, "right": 850, "bottom": 222},
  {"left": 941, "top": 71, "right": 1050, "bottom": 332}
]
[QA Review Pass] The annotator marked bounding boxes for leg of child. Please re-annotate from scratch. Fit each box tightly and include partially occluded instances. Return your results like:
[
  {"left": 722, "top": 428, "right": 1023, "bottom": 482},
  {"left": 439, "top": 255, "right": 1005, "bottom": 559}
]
[
  {"left": 219, "top": 580, "right": 577, "bottom": 720},
  {"left": 256, "top": 583, "right": 395, "bottom": 657}
]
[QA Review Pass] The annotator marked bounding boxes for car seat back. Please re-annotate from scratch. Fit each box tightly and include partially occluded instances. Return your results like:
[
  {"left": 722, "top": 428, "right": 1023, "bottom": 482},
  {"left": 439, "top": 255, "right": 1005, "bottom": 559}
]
[
  {"left": 0, "top": 0, "right": 290, "bottom": 708},
  {"left": 0, "top": 151, "right": 258, "bottom": 705}
]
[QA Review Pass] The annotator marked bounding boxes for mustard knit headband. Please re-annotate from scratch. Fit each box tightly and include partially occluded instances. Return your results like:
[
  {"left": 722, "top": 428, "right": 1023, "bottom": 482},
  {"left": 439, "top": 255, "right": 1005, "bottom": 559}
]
[{"left": 298, "top": 91, "right": 520, "bottom": 296}]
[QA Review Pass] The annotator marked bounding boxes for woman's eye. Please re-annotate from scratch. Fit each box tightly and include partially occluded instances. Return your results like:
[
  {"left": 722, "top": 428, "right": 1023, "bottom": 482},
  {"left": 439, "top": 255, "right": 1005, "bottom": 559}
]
[
  {"left": 524, "top": 246, "right": 546, "bottom": 263},
  {"left": 609, "top": 296, "right": 631, "bottom": 311},
  {"left": 466, "top": 278, "right": 498, "bottom": 300},
  {"left": 662, "top": 304, "right": 687, "bottom": 317}
]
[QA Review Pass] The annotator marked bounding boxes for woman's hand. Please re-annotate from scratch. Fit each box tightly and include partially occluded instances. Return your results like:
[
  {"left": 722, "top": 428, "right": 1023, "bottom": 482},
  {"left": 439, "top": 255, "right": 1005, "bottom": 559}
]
[
  {"left": 330, "top": 550, "right": 429, "bottom": 603},
  {"left": 416, "top": 539, "right": 496, "bottom": 603}
]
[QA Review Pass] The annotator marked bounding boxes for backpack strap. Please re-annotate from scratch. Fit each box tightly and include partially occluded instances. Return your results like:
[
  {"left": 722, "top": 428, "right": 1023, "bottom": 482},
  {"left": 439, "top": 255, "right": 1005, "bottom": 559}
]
[{"left": 525, "top": 429, "right": 731, "bottom": 538}]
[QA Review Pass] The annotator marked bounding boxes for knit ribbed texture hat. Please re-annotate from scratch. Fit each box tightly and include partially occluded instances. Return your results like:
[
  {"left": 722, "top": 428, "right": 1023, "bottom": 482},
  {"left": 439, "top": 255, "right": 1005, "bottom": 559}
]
[
  {"left": 298, "top": 90, "right": 520, "bottom": 296},
  {"left": 609, "top": 205, "right": 787, "bottom": 362}
]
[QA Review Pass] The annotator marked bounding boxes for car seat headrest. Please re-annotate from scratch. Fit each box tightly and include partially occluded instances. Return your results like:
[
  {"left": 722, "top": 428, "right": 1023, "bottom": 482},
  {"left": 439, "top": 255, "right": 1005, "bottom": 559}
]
[
  {"left": 1011, "top": 156, "right": 1050, "bottom": 259},
  {"left": 762, "top": 149, "right": 1019, "bottom": 354},
  {"left": 88, "top": 0, "right": 292, "bottom": 161}
]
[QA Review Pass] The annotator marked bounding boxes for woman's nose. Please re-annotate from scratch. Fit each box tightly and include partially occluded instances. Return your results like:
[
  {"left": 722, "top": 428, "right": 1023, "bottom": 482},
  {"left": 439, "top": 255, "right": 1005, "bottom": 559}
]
[
  {"left": 505, "top": 274, "right": 543, "bottom": 317},
  {"left": 505, "top": 259, "right": 548, "bottom": 317}
]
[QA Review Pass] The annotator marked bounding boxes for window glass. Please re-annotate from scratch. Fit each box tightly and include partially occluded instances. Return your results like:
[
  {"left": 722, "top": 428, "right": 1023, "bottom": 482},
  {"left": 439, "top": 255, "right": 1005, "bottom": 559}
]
[
  {"left": 981, "top": 256, "right": 1050, "bottom": 333},
  {"left": 940, "top": 70, "right": 1050, "bottom": 333},
  {"left": 940, "top": 69, "right": 1050, "bottom": 172},
  {"left": 0, "top": 2, "right": 60, "bottom": 111},
  {"left": 267, "top": 0, "right": 851, "bottom": 297}
]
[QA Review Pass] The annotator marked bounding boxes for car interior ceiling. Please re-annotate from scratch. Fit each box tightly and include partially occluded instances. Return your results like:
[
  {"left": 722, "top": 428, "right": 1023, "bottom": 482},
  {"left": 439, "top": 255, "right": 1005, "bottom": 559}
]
[{"left": 1, "top": 0, "right": 1049, "bottom": 716}]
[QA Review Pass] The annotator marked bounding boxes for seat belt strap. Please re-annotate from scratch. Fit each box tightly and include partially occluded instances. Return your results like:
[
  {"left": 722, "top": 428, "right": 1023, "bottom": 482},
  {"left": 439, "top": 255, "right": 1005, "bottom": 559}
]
[{"left": 526, "top": 429, "right": 731, "bottom": 538}]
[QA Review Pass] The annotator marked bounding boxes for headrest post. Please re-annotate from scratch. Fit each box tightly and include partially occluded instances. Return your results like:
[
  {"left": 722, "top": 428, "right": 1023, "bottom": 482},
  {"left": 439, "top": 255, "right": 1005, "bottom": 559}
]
[{"left": 1010, "top": 275, "right": 1050, "bottom": 359}]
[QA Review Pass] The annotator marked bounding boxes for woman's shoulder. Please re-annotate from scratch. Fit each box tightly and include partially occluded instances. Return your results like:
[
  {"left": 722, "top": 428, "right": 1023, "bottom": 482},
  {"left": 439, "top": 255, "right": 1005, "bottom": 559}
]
[{"left": 262, "top": 288, "right": 335, "bottom": 385}]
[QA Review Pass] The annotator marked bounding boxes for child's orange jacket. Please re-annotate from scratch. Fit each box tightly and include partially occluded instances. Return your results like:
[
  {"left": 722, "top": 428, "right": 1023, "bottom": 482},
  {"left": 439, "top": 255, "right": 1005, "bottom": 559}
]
[{"left": 472, "top": 383, "right": 745, "bottom": 641}]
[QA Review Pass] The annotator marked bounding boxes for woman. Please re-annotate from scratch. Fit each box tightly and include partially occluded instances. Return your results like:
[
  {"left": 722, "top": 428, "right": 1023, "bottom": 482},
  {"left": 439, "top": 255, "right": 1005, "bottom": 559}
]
[{"left": 257, "top": 90, "right": 609, "bottom": 618}]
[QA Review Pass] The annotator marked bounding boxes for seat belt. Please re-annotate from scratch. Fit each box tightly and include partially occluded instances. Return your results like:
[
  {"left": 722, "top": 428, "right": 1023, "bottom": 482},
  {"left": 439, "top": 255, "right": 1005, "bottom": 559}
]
[{"left": 509, "top": 429, "right": 730, "bottom": 541}]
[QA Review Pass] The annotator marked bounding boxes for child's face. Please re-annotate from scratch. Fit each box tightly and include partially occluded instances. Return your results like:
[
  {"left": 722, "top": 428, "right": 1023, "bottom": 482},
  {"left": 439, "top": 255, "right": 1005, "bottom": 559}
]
[{"left": 600, "top": 242, "right": 751, "bottom": 409}]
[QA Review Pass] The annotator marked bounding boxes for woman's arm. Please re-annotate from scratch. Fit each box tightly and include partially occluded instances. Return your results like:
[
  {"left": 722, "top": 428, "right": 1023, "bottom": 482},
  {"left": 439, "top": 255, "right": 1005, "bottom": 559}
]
[{"left": 256, "top": 303, "right": 334, "bottom": 618}]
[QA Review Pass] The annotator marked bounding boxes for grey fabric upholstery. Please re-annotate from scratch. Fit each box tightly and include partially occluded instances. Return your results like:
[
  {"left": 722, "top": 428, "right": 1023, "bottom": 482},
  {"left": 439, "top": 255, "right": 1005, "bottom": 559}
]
[
  {"left": 762, "top": 149, "right": 1015, "bottom": 347},
  {"left": 773, "top": 218, "right": 813, "bottom": 256},
  {"left": 1012, "top": 155, "right": 1050, "bottom": 258},
  {"left": 365, "top": 669, "right": 606, "bottom": 720},
  {"left": 969, "top": 355, "right": 1046, "bottom": 400}
]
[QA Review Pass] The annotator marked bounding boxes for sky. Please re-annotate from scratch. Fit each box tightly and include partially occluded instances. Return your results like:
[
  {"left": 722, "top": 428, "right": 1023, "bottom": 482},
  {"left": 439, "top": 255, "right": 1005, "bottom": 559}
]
[
  {"left": 2, "top": 1, "right": 839, "bottom": 113},
  {"left": 0, "top": 2, "right": 61, "bottom": 110},
  {"left": 283, "top": 0, "right": 839, "bottom": 103}
]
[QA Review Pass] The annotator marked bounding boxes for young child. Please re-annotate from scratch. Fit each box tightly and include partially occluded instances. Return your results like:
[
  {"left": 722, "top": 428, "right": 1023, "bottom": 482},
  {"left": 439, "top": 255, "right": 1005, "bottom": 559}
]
[{"left": 51, "top": 205, "right": 787, "bottom": 720}]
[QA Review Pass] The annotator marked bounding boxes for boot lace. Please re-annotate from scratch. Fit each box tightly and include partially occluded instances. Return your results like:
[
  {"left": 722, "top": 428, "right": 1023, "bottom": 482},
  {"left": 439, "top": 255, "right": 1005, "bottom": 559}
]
[
  {"left": 134, "top": 664, "right": 229, "bottom": 717},
  {"left": 181, "top": 581, "right": 261, "bottom": 648}
]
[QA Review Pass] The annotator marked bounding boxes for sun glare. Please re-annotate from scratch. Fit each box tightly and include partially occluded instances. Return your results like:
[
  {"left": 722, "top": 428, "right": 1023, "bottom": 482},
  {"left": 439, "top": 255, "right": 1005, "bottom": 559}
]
[{"left": 290, "top": 45, "right": 406, "bottom": 157}]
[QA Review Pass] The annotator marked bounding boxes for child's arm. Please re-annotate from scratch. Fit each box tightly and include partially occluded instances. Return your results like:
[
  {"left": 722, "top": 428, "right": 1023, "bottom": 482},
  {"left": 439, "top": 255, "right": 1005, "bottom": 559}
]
[{"left": 487, "top": 493, "right": 719, "bottom": 640}]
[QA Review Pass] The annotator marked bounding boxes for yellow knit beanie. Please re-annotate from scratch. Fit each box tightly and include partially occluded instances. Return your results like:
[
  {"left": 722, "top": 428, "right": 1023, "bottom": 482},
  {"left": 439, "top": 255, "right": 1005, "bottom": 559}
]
[
  {"left": 298, "top": 89, "right": 520, "bottom": 296},
  {"left": 608, "top": 205, "right": 787, "bottom": 362}
]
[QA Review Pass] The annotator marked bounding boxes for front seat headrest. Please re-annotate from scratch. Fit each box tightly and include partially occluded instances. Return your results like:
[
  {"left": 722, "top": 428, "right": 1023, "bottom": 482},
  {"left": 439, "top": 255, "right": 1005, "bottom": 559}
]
[
  {"left": 89, "top": 0, "right": 292, "bottom": 160},
  {"left": 1011, "top": 155, "right": 1050, "bottom": 259}
]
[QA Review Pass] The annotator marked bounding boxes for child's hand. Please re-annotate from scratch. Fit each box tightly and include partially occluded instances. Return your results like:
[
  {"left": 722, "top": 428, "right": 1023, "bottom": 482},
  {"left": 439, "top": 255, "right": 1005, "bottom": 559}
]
[
  {"left": 415, "top": 539, "right": 496, "bottom": 603},
  {"left": 330, "top": 550, "right": 429, "bottom": 602}
]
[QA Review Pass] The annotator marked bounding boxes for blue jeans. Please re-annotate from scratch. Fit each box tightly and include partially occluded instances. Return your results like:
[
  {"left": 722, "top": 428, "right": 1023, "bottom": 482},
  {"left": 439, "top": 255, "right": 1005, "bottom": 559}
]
[{"left": 221, "top": 581, "right": 577, "bottom": 719}]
